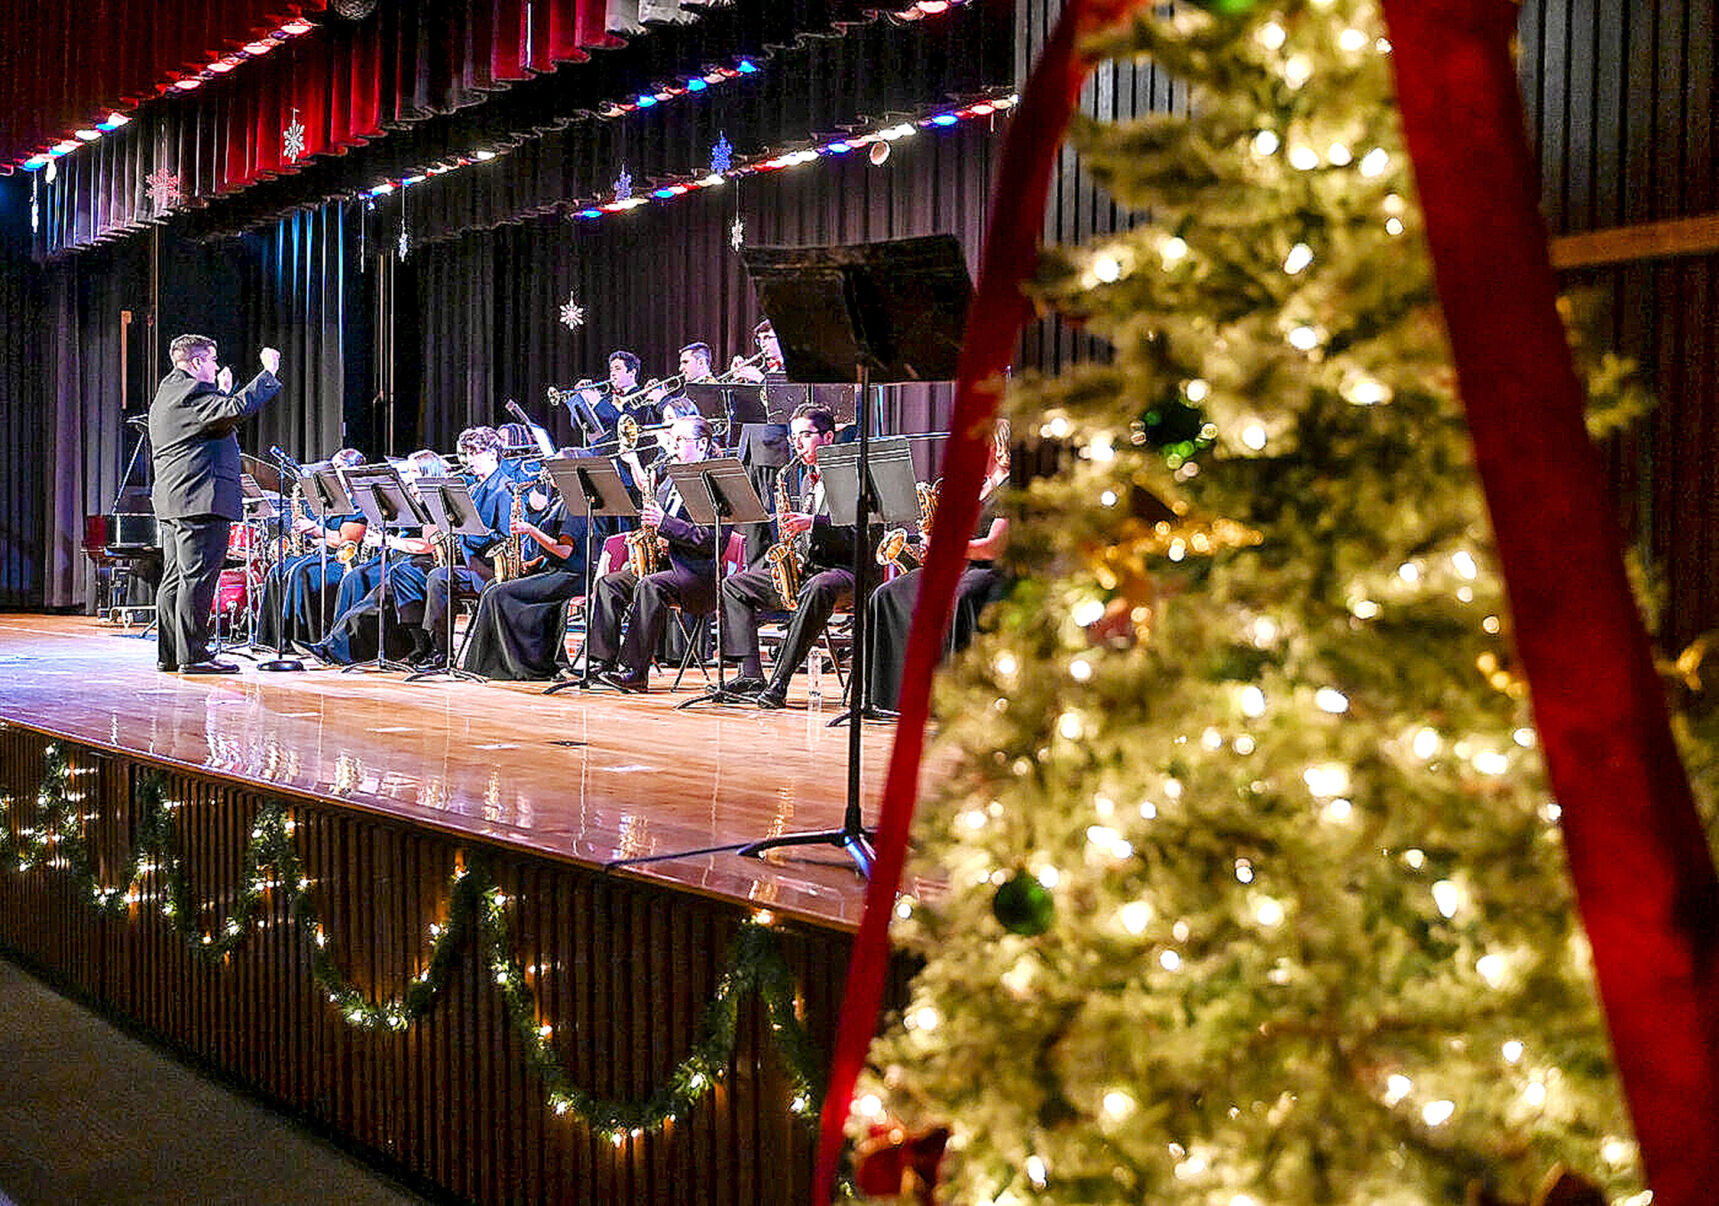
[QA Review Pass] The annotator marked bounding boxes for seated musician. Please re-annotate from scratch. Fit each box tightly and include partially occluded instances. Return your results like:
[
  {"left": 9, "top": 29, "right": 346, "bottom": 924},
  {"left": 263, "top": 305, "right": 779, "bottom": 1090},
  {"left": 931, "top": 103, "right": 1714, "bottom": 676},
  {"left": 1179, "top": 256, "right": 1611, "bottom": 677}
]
[
  {"left": 256, "top": 448, "right": 367, "bottom": 652},
  {"left": 459, "top": 474, "right": 598, "bottom": 681},
  {"left": 309, "top": 450, "right": 447, "bottom": 664},
  {"left": 416, "top": 426, "right": 521, "bottom": 669},
  {"left": 656, "top": 341, "right": 716, "bottom": 422},
  {"left": 563, "top": 350, "right": 640, "bottom": 445},
  {"left": 719, "top": 403, "right": 858, "bottom": 709},
  {"left": 865, "top": 429, "right": 1012, "bottom": 711},
  {"left": 585, "top": 415, "right": 721, "bottom": 692}
]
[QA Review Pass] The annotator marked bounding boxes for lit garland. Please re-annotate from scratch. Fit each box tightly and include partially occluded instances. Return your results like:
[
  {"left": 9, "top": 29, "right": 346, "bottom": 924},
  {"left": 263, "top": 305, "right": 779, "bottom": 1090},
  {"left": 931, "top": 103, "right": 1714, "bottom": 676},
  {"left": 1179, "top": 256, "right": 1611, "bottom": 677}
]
[{"left": 0, "top": 743, "right": 825, "bottom": 1143}]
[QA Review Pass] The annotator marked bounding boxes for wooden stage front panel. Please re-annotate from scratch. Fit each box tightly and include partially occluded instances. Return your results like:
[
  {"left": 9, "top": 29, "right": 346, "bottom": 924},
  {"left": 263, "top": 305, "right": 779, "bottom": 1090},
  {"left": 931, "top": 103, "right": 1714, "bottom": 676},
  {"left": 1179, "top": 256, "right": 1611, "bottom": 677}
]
[{"left": 0, "top": 616, "right": 921, "bottom": 1203}]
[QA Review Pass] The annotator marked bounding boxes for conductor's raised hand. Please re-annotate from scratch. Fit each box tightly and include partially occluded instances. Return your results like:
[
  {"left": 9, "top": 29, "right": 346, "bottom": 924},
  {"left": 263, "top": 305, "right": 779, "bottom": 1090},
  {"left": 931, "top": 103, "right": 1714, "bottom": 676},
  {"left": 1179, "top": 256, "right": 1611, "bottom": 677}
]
[
  {"left": 216, "top": 365, "right": 234, "bottom": 394},
  {"left": 260, "top": 346, "right": 282, "bottom": 376}
]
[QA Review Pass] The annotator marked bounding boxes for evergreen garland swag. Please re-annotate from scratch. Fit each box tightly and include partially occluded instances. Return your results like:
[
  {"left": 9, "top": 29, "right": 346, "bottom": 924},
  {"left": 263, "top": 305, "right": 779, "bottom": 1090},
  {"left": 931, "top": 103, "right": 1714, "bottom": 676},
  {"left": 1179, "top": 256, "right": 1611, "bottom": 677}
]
[{"left": 0, "top": 742, "right": 824, "bottom": 1142}]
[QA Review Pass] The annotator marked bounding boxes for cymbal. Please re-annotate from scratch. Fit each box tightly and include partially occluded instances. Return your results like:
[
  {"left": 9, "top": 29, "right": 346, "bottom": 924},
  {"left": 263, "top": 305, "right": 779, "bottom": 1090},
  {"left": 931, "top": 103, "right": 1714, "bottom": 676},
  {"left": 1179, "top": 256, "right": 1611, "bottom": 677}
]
[{"left": 241, "top": 453, "right": 283, "bottom": 494}]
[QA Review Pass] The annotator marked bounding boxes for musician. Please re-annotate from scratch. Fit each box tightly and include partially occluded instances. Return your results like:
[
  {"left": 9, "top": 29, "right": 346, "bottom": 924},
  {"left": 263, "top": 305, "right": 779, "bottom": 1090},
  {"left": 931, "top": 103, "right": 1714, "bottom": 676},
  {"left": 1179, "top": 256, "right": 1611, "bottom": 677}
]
[
  {"left": 866, "top": 434, "right": 1012, "bottom": 711},
  {"left": 728, "top": 320, "right": 785, "bottom": 383},
  {"left": 564, "top": 350, "right": 640, "bottom": 445},
  {"left": 719, "top": 402, "right": 857, "bottom": 708},
  {"left": 415, "top": 426, "right": 522, "bottom": 669},
  {"left": 148, "top": 335, "right": 282, "bottom": 674},
  {"left": 656, "top": 342, "right": 716, "bottom": 422},
  {"left": 256, "top": 448, "right": 368, "bottom": 652},
  {"left": 459, "top": 476, "right": 597, "bottom": 681},
  {"left": 586, "top": 415, "right": 721, "bottom": 692},
  {"left": 307, "top": 450, "right": 446, "bottom": 665}
]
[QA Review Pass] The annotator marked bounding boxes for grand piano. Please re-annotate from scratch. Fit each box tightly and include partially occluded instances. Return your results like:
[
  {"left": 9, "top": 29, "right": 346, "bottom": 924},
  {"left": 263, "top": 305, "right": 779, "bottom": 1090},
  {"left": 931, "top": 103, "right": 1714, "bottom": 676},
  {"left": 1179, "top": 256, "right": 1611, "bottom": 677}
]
[{"left": 83, "top": 489, "right": 160, "bottom": 625}]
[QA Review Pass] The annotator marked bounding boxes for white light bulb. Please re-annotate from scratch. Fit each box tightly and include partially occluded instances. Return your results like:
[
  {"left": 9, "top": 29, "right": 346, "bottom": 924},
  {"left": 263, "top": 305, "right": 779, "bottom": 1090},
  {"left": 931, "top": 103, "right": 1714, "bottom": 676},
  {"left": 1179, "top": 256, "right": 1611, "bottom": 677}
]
[
  {"left": 1184, "top": 377, "right": 1210, "bottom": 402},
  {"left": 1120, "top": 900, "right": 1153, "bottom": 934},
  {"left": 1102, "top": 1089, "right": 1136, "bottom": 1119},
  {"left": 1257, "top": 21, "right": 1287, "bottom": 49},
  {"left": 1476, "top": 953, "right": 1507, "bottom": 987},
  {"left": 912, "top": 1005, "right": 941, "bottom": 1032},
  {"left": 1513, "top": 727, "right": 1536, "bottom": 748},
  {"left": 1092, "top": 255, "right": 1121, "bottom": 283},
  {"left": 1069, "top": 659, "right": 1093, "bottom": 681},
  {"left": 1283, "top": 55, "right": 1313, "bottom": 87},
  {"left": 1026, "top": 1154, "right": 1049, "bottom": 1188},
  {"left": 1315, "top": 687, "right": 1349, "bottom": 713},
  {"left": 1071, "top": 598, "right": 1106, "bottom": 627},
  {"left": 1347, "top": 377, "right": 1388, "bottom": 405},
  {"left": 1239, "top": 685, "right": 1267, "bottom": 717},
  {"left": 1432, "top": 880, "right": 1463, "bottom": 918},
  {"left": 857, "top": 1093, "right": 884, "bottom": 1118},
  {"left": 1035, "top": 865, "right": 1060, "bottom": 889},
  {"left": 1412, "top": 727, "right": 1440, "bottom": 759},
  {"left": 1452, "top": 550, "right": 1478, "bottom": 579},
  {"left": 1327, "top": 142, "right": 1352, "bottom": 166},
  {"left": 1501, "top": 1040, "right": 1524, "bottom": 1063},
  {"left": 1287, "top": 325, "right": 1320, "bottom": 350},
  {"left": 1322, "top": 797, "right": 1353, "bottom": 823},
  {"left": 1384, "top": 1074, "right": 1413, "bottom": 1105},
  {"left": 1385, "top": 217, "right": 1405, "bottom": 236},
  {"left": 1422, "top": 1100, "right": 1455, "bottom": 1127},
  {"left": 1524, "top": 1082, "right": 1547, "bottom": 1107},
  {"left": 1160, "top": 236, "right": 1189, "bottom": 264},
  {"left": 1303, "top": 763, "right": 1350, "bottom": 798},
  {"left": 1159, "top": 949, "right": 1181, "bottom": 971},
  {"left": 1283, "top": 242, "right": 1313, "bottom": 274},
  {"left": 1241, "top": 423, "right": 1268, "bottom": 451},
  {"left": 1252, "top": 130, "right": 1281, "bottom": 156},
  {"left": 1338, "top": 27, "right": 1369, "bottom": 51},
  {"left": 1473, "top": 751, "right": 1509, "bottom": 776},
  {"left": 1350, "top": 599, "right": 1381, "bottom": 619},
  {"left": 1288, "top": 145, "right": 1321, "bottom": 171},
  {"left": 1398, "top": 561, "right": 1421, "bottom": 583},
  {"left": 1255, "top": 898, "right": 1285, "bottom": 927},
  {"left": 1234, "top": 859, "right": 1254, "bottom": 884},
  {"left": 1100, "top": 489, "right": 1119, "bottom": 507}
]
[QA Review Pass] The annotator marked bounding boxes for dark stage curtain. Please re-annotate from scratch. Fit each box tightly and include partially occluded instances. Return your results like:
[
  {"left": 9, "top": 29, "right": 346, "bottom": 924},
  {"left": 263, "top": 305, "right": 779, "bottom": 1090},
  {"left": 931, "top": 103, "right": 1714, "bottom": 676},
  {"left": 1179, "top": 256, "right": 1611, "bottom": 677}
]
[
  {"left": 37, "top": 210, "right": 360, "bottom": 609},
  {"left": 0, "top": 177, "right": 47, "bottom": 606}
]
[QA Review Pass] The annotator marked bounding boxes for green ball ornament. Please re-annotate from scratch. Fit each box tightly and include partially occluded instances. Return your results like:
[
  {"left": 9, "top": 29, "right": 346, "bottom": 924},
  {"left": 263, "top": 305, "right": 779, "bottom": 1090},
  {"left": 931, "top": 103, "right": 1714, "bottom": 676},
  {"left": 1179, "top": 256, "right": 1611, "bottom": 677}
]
[
  {"left": 992, "top": 869, "right": 1055, "bottom": 936},
  {"left": 1184, "top": 0, "right": 1261, "bottom": 14}
]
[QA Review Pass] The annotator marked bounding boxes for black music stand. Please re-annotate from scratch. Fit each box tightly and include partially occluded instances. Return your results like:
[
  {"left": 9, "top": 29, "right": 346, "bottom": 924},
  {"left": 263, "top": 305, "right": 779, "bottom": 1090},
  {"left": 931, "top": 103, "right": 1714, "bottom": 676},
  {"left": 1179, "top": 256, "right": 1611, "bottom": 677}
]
[
  {"left": 540, "top": 455, "right": 639, "bottom": 695},
  {"left": 668, "top": 457, "right": 770, "bottom": 710},
  {"left": 682, "top": 381, "right": 770, "bottom": 438},
  {"left": 256, "top": 458, "right": 305, "bottom": 673},
  {"left": 406, "top": 476, "right": 492, "bottom": 684},
  {"left": 215, "top": 475, "right": 275, "bottom": 663},
  {"left": 735, "top": 233, "right": 972, "bottom": 877},
  {"left": 817, "top": 436, "right": 919, "bottom": 724},
  {"left": 305, "top": 464, "right": 354, "bottom": 633},
  {"left": 341, "top": 463, "right": 428, "bottom": 675}
]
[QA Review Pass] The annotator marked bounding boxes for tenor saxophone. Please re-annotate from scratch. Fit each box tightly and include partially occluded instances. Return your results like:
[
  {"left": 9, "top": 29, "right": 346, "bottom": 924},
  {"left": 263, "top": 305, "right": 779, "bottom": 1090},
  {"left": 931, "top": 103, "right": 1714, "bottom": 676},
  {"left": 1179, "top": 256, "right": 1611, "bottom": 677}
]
[{"left": 764, "top": 470, "right": 804, "bottom": 609}]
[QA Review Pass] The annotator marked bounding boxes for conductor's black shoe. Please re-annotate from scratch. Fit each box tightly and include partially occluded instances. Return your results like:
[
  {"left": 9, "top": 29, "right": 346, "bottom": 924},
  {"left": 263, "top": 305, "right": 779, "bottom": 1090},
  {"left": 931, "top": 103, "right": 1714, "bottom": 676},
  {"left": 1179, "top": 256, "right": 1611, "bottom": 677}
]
[
  {"left": 724, "top": 675, "right": 767, "bottom": 696},
  {"left": 600, "top": 670, "right": 648, "bottom": 694},
  {"left": 179, "top": 660, "right": 241, "bottom": 675},
  {"left": 754, "top": 685, "right": 788, "bottom": 710}
]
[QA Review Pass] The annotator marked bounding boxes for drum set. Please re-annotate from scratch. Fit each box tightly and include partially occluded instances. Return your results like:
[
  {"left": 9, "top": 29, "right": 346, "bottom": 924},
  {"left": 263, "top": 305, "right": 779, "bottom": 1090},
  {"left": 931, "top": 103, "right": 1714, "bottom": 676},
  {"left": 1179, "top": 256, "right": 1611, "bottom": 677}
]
[{"left": 209, "top": 456, "right": 295, "bottom": 638}]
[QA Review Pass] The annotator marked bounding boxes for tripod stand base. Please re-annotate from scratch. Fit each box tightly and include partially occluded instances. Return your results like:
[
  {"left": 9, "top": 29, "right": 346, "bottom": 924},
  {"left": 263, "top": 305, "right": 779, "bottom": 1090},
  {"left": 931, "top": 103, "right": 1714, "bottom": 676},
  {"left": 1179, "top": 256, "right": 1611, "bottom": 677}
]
[
  {"left": 403, "top": 665, "right": 487, "bottom": 684},
  {"left": 342, "top": 657, "right": 417, "bottom": 675},
  {"left": 256, "top": 657, "right": 305, "bottom": 672},
  {"left": 827, "top": 704, "right": 898, "bottom": 727},
  {"left": 677, "top": 686, "right": 764, "bottom": 710},
  {"left": 738, "top": 827, "right": 876, "bottom": 877}
]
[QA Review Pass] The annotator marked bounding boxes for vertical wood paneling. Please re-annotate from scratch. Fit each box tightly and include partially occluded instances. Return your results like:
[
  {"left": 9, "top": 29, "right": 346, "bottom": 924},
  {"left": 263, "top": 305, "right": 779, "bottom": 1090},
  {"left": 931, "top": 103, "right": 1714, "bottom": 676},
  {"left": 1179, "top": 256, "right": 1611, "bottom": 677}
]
[{"left": 0, "top": 728, "right": 860, "bottom": 1204}]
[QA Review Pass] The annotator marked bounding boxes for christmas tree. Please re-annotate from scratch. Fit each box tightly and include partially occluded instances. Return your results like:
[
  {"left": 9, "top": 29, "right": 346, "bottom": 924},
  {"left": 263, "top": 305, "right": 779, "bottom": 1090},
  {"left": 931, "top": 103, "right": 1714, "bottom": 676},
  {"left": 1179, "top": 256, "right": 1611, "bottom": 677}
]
[{"left": 855, "top": 1, "right": 1678, "bottom": 1202}]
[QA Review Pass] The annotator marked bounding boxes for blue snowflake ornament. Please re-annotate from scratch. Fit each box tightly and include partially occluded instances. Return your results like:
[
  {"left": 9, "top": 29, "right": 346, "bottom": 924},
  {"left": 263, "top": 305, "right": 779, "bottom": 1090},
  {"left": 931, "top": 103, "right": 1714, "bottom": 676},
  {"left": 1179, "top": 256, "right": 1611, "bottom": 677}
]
[
  {"left": 614, "top": 165, "right": 633, "bottom": 202},
  {"left": 710, "top": 133, "right": 734, "bottom": 175}
]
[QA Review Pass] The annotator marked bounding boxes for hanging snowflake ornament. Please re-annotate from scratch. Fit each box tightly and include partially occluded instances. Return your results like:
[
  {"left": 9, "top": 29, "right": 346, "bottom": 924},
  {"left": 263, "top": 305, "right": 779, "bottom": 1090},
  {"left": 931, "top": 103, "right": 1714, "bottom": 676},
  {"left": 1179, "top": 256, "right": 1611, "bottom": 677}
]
[
  {"left": 614, "top": 164, "right": 633, "bottom": 202},
  {"left": 558, "top": 294, "right": 586, "bottom": 331},
  {"left": 146, "top": 166, "right": 182, "bottom": 213},
  {"left": 283, "top": 108, "right": 307, "bottom": 164},
  {"left": 29, "top": 174, "right": 38, "bottom": 234},
  {"left": 397, "top": 223, "right": 410, "bottom": 260},
  {"left": 710, "top": 133, "right": 734, "bottom": 176},
  {"left": 730, "top": 215, "right": 746, "bottom": 251}
]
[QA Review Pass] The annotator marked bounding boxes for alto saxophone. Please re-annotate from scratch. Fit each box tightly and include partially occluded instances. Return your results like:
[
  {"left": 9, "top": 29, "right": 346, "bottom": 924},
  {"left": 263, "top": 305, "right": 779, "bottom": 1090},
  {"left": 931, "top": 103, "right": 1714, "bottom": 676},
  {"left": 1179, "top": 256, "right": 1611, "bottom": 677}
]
[
  {"left": 493, "top": 484, "right": 525, "bottom": 582},
  {"left": 624, "top": 462, "right": 664, "bottom": 577},
  {"left": 287, "top": 483, "right": 309, "bottom": 556},
  {"left": 876, "top": 478, "right": 941, "bottom": 571},
  {"left": 764, "top": 470, "right": 804, "bottom": 609}
]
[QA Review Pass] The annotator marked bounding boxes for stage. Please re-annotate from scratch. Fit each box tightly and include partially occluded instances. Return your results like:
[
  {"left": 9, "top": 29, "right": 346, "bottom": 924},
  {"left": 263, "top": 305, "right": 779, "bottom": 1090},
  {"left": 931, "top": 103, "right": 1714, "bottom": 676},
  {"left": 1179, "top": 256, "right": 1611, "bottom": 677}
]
[{"left": 0, "top": 613, "right": 920, "bottom": 1203}]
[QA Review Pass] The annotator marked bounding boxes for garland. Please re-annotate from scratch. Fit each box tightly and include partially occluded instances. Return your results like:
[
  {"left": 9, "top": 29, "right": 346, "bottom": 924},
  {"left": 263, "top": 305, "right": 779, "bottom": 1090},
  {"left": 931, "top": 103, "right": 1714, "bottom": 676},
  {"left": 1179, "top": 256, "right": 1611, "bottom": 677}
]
[{"left": 0, "top": 742, "right": 824, "bottom": 1144}]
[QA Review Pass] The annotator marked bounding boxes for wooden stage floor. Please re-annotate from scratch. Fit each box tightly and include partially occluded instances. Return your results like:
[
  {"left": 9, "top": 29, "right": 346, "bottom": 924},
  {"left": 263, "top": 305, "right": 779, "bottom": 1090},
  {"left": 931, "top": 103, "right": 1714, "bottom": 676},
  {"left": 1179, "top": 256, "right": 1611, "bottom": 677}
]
[{"left": 0, "top": 613, "right": 901, "bottom": 929}]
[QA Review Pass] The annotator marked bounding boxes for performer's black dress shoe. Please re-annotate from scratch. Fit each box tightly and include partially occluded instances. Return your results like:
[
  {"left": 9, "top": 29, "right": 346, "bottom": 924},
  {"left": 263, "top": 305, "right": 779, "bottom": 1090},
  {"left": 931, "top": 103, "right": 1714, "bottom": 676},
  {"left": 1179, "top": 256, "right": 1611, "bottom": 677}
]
[
  {"left": 304, "top": 642, "right": 335, "bottom": 664},
  {"left": 412, "top": 652, "right": 449, "bottom": 671},
  {"left": 754, "top": 685, "right": 788, "bottom": 710},
  {"left": 600, "top": 669, "right": 648, "bottom": 694},
  {"left": 179, "top": 660, "right": 240, "bottom": 675},
  {"left": 724, "top": 675, "right": 767, "bottom": 696}
]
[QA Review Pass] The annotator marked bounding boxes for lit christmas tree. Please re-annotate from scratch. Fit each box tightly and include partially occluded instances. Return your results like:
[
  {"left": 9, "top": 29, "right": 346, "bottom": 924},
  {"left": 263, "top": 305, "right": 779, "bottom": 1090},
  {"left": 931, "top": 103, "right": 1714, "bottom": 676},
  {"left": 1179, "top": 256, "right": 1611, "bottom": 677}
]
[{"left": 854, "top": 1, "right": 1678, "bottom": 1202}]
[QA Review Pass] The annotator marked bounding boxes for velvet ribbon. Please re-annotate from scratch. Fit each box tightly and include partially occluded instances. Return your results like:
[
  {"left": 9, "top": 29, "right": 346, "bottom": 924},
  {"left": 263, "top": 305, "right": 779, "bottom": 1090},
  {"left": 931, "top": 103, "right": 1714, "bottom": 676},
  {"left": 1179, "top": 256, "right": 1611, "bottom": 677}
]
[
  {"left": 810, "top": 0, "right": 1152, "bottom": 1199},
  {"left": 1381, "top": 2, "right": 1719, "bottom": 1201}
]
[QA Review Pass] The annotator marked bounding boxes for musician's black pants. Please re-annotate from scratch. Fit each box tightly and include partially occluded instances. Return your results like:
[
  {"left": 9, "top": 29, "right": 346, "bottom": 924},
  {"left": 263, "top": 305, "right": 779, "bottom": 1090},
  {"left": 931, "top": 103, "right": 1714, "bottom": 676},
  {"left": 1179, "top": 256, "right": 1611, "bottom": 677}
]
[{"left": 156, "top": 515, "right": 229, "bottom": 669}]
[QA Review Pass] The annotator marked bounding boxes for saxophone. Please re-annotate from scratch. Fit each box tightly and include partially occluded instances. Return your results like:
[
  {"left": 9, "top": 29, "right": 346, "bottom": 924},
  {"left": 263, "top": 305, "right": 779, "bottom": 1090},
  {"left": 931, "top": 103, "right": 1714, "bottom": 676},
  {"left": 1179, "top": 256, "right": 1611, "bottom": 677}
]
[
  {"left": 287, "top": 483, "right": 309, "bottom": 555},
  {"left": 764, "top": 470, "right": 804, "bottom": 609},
  {"left": 493, "top": 484, "right": 525, "bottom": 582},
  {"left": 876, "top": 478, "right": 941, "bottom": 570},
  {"left": 624, "top": 462, "right": 663, "bottom": 577}
]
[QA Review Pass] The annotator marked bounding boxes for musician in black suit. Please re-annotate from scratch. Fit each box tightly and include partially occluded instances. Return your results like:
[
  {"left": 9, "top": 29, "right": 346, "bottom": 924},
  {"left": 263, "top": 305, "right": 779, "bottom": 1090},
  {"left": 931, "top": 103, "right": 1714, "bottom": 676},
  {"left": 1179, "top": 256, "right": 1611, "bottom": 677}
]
[
  {"left": 586, "top": 416, "right": 722, "bottom": 692},
  {"left": 147, "top": 334, "right": 282, "bottom": 674},
  {"left": 719, "top": 403, "right": 857, "bottom": 709}
]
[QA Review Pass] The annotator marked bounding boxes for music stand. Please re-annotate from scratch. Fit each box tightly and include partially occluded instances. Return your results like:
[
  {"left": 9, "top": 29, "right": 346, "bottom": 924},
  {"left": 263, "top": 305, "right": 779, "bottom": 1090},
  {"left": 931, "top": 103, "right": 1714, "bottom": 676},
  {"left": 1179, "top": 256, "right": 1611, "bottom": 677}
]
[
  {"left": 305, "top": 464, "right": 354, "bottom": 633},
  {"left": 736, "top": 233, "right": 972, "bottom": 877},
  {"left": 405, "top": 476, "right": 493, "bottom": 684},
  {"left": 341, "top": 463, "right": 429, "bottom": 674},
  {"left": 667, "top": 457, "right": 770, "bottom": 710},
  {"left": 817, "top": 437, "right": 919, "bottom": 725},
  {"left": 682, "top": 381, "right": 770, "bottom": 438},
  {"left": 215, "top": 475, "right": 276, "bottom": 662},
  {"left": 539, "top": 455, "right": 639, "bottom": 695},
  {"left": 256, "top": 458, "right": 306, "bottom": 673}
]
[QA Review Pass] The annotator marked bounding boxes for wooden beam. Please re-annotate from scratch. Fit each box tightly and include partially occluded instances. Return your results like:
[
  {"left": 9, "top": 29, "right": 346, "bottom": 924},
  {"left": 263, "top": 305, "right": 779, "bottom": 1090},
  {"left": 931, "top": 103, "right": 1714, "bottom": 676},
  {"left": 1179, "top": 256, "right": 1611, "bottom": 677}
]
[{"left": 1550, "top": 212, "right": 1719, "bottom": 269}]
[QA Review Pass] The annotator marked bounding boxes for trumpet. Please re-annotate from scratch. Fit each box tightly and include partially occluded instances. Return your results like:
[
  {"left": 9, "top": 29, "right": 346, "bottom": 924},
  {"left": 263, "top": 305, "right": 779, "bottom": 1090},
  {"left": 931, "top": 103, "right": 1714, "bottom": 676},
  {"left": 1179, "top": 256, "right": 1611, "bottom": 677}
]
[
  {"left": 611, "top": 374, "right": 685, "bottom": 412},
  {"left": 546, "top": 380, "right": 610, "bottom": 407},
  {"left": 715, "top": 349, "right": 769, "bottom": 383}
]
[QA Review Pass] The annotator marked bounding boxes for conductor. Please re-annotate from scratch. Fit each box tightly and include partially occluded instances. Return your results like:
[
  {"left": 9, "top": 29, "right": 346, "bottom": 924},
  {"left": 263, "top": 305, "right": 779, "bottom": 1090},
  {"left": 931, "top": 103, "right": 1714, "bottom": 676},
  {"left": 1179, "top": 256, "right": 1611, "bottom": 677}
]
[{"left": 148, "top": 334, "right": 282, "bottom": 674}]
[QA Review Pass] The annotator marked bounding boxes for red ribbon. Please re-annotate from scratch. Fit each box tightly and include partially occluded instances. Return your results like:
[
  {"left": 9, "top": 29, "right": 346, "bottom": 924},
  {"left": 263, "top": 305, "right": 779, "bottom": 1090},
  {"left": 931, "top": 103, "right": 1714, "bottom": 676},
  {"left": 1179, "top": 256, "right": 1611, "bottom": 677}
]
[
  {"left": 1381, "top": 2, "right": 1719, "bottom": 1201},
  {"left": 811, "top": 0, "right": 1151, "bottom": 1199}
]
